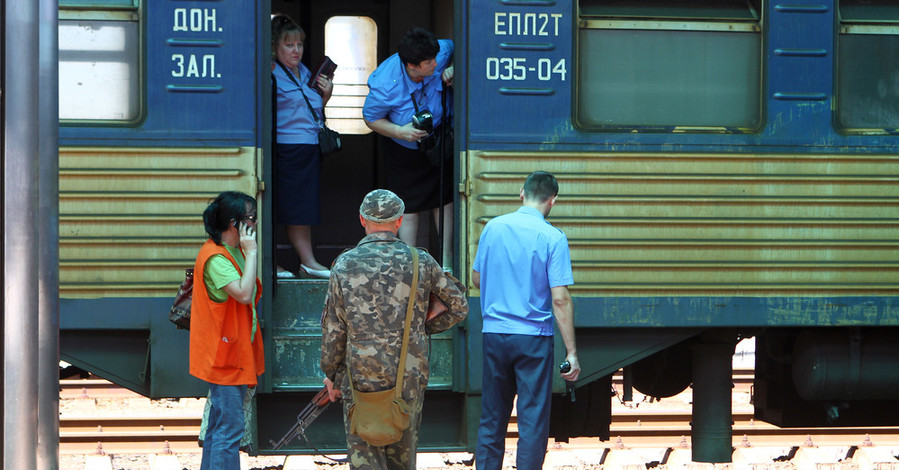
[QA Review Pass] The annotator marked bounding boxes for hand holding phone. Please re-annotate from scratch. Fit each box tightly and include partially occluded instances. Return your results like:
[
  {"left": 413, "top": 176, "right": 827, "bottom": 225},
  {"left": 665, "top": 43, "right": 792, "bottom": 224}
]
[{"left": 237, "top": 221, "right": 257, "bottom": 253}]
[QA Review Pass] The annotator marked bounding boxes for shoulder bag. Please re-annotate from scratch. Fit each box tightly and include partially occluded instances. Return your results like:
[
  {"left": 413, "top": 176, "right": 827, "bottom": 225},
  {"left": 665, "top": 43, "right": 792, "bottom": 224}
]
[
  {"left": 346, "top": 248, "right": 420, "bottom": 446},
  {"left": 168, "top": 268, "right": 193, "bottom": 329}
]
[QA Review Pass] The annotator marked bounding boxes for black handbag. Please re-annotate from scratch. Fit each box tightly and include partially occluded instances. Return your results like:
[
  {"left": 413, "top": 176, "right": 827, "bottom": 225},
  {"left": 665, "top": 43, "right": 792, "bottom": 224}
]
[
  {"left": 317, "top": 124, "right": 342, "bottom": 156},
  {"left": 275, "top": 60, "right": 342, "bottom": 156},
  {"left": 168, "top": 268, "right": 193, "bottom": 329}
]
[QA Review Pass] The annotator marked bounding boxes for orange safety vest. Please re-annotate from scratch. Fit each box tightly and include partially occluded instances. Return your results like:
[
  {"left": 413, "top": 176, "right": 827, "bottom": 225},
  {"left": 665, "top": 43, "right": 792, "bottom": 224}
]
[{"left": 189, "top": 239, "right": 264, "bottom": 386}]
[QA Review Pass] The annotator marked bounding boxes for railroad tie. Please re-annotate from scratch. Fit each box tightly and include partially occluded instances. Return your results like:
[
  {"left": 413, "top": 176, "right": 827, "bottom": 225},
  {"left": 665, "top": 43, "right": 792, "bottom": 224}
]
[
  {"left": 543, "top": 449, "right": 581, "bottom": 469},
  {"left": 792, "top": 445, "right": 852, "bottom": 470},
  {"left": 149, "top": 453, "right": 181, "bottom": 470},
  {"left": 83, "top": 454, "right": 112, "bottom": 470},
  {"left": 282, "top": 455, "right": 319, "bottom": 469},
  {"left": 662, "top": 446, "right": 692, "bottom": 469},
  {"left": 851, "top": 443, "right": 899, "bottom": 470},
  {"left": 417, "top": 453, "right": 451, "bottom": 469},
  {"left": 600, "top": 446, "right": 646, "bottom": 470},
  {"left": 733, "top": 445, "right": 793, "bottom": 470}
]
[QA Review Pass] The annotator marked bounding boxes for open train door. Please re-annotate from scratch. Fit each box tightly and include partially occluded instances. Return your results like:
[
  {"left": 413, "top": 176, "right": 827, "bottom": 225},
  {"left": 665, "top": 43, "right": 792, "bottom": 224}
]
[{"left": 257, "top": 0, "right": 473, "bottom": 456}]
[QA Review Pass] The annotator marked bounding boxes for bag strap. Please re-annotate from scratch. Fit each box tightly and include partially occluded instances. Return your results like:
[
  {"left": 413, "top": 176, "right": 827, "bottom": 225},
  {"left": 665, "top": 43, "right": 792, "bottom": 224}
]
[
  {"left": 394, "top": 247, "right": 419, "bottom": 398},
  {"left": 274, "top": 60, "right": 324, "bottom": 127},
  {"left": 346, "top": 245, "right": 419, "bottom": 398}
]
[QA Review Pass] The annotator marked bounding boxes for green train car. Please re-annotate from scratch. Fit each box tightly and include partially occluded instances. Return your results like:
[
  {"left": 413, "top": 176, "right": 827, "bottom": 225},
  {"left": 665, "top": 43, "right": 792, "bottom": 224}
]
[{"left": 45, "top": 0, "right": 899, "bottom": 463}]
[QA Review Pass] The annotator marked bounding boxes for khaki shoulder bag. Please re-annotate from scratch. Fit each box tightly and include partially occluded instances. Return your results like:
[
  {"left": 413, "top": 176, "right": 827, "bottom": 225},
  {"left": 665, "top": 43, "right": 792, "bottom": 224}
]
[{"left": 347, "top": 248, "right": 419, "bottom": 446}]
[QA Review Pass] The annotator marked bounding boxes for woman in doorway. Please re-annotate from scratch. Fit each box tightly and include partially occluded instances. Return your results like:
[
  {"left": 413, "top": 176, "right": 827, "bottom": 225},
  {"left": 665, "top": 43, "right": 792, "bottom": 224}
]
[{"left": 271, "top": 13, "right": 333, "bottom": 278}]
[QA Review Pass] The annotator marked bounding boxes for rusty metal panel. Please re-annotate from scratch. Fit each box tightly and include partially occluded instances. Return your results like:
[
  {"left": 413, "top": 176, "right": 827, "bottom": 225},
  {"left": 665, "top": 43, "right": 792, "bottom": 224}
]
[
  {"left": 59, "top": 146, "right": 260, "bottom": 298},
  {"left": 463, "top": 151, "right": 899, "bottom": 297}
]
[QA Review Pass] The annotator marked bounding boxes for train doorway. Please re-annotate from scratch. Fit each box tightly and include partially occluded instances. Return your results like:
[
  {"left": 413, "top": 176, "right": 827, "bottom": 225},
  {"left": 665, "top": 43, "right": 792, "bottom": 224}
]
[
  {"left": 268, "top": 0, "right": 387, "bottom": 275},
  {"left": 268, "top": 0, "right": 455, "bottom": 276}
]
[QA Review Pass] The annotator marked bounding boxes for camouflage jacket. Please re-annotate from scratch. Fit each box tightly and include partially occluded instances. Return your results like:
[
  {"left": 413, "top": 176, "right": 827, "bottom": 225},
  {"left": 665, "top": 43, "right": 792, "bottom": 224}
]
[{"left": 320, "top": 231, "right": 468, "bottom": 401}]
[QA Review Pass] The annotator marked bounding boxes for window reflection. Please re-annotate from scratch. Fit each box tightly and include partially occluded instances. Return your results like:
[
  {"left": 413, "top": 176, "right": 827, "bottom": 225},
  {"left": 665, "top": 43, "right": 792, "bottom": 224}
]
[
  {"left": 324, "top": 16, "right": 378, "bottom": 135},
  {"left": 59, "top": 20, "right": 139, "bottom": 121}
]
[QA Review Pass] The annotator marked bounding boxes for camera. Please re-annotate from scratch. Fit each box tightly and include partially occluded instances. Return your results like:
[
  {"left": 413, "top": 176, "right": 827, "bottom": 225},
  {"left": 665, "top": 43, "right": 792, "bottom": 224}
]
[{"left": 411, "top": 110, "right": 434, "bottom": 133}]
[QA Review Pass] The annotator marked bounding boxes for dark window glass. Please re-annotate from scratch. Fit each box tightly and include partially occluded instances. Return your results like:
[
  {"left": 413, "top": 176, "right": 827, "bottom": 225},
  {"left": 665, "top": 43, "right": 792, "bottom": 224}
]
[
  {"left": 577, "top": 0, "right": 762, "bottom": 130},
  {"left": 836, "top": 1, "right": 899, "bottom": 131}
]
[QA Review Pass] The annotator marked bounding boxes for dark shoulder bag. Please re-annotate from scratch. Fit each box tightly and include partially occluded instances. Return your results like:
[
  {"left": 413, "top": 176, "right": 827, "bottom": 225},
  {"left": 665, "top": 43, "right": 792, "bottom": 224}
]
[{"left": 168, "top": 268, "right": 193, "bottom": 329}]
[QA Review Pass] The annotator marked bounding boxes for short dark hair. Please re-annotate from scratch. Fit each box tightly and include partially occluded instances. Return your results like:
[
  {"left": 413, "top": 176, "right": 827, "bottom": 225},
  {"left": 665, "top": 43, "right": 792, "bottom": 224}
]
[
  {"left": 522, "top": 171, "right": 559, "bottom": 203},
  {"left": 203, "top": 191, "right": 256, "bottom": 245},
  {"left": 397, "top": 27, "right": 439, "bottom": 66},
  {"left": 271, "top": 14, "right": 305, "bottom": 53}
]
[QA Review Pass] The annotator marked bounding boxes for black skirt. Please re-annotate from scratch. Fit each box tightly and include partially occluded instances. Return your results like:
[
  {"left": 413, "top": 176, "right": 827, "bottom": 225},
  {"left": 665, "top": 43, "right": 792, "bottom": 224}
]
[
  {"left": 381, "top": 135, "right": 453, "bottom": 213},
  {"left": 275, "top": 143, "right": 321, "bottom": 225}
]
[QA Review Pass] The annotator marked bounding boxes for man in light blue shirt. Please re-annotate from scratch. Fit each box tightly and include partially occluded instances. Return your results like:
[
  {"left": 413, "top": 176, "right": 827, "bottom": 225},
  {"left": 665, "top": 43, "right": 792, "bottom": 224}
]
[
  {"left": 472, "top": 171, "right": 581, "bottom": 470},
  {"left": 363, "top": 27, "right": 455, "bottom": 270}
]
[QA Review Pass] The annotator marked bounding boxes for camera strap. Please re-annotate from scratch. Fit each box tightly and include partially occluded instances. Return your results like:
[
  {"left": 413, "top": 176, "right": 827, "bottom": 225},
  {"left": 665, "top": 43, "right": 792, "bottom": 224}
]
[
  {"left": 410, "top": 90, "right": 422, "bottom": 114},
  {"left": 274, "top": 60, "right": 325, "bottom": 128}
]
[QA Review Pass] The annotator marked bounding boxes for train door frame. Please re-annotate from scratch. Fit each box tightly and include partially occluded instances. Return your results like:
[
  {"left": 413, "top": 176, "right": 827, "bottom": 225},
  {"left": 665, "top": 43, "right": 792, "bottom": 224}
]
[{"left": 266, "top": 1, "right": 393, "bottom": 275}]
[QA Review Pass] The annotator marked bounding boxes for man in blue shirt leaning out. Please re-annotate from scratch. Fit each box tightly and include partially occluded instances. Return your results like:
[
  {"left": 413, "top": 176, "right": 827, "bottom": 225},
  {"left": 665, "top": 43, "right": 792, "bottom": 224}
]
[{"left": 472, "top": 170, "right": 581, "bottom": 470}]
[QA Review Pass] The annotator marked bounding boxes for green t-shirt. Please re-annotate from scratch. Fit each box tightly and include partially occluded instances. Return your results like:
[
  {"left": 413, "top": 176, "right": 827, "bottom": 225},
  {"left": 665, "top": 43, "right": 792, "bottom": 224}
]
[{"left": 203, "top": 245, "right": 258, "bottom": 340}]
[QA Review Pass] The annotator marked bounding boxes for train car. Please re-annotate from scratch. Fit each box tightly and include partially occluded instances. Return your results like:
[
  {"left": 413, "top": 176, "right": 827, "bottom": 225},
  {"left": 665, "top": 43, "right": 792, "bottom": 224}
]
[{"left": 50, "top": 0, "right": 899, "bottom": 464}]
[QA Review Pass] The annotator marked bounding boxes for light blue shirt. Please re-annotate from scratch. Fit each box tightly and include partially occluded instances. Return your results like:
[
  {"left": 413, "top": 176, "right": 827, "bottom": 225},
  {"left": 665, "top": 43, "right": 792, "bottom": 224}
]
[
  {"left": 472, "top": 206, "right": 574, "bottom": 336},
  {"left": 273, "top": 61, "right": 324, "bottom": 145},
  {"left": 363, "top": 39, "right": 454, "bottom": 150}
]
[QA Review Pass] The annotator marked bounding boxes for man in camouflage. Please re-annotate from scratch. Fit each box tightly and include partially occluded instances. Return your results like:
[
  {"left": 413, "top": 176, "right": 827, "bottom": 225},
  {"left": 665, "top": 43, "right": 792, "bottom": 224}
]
[{"left": 321, "top": 189, "right": 469, "bottom": 469}]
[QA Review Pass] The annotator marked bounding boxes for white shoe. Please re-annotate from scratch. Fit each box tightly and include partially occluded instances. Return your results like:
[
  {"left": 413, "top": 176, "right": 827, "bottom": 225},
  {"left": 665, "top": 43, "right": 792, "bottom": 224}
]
[
  {"left": 276, "top": 270, "right": 296, "bottom": 279},
  {"left": 301, "top": 264, "right": 331, "bottom": 279}
]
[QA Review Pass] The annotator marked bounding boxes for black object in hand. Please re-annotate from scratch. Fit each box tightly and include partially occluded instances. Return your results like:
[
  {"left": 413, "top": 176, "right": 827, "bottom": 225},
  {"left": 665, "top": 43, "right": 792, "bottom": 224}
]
[
  {"left": 307, "top": 56, "right": 338, "bottom": 89},
  {"left": 559, "top": 360, "right": 571, "bottom": 373}
]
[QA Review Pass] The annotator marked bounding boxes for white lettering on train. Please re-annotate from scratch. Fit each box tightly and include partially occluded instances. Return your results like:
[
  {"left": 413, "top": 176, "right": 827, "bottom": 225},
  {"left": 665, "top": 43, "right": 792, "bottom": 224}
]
[
  {"left": 494, "top": 12, "right": 562, "bottom": 36},
  {"left": 173, "top": 8, "right": 222, "bottom": 33},
  {"left": 171, "top": 54, "right": 220, "bottom": 78}
]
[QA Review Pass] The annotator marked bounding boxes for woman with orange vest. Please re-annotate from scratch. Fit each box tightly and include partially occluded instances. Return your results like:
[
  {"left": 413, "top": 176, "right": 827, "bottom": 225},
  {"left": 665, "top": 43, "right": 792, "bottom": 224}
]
[{"left": 189, "top": 191, "right": 264, "bottom": 470}]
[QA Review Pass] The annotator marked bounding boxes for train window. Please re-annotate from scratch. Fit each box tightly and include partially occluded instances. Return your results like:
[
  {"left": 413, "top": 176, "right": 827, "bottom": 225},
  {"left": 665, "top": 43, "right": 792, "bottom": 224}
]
[
  {"left": 836, "top": 0, "right": 899, "bottom": 132},
  {"left": 576, "top": 0, "right": 762, "bottom": 131},
  {"left": 323, "top": 16, "right": 378, "bottom": 135},
  {"left": 59, "top": 7, "right": 140, "bottom": 122}
]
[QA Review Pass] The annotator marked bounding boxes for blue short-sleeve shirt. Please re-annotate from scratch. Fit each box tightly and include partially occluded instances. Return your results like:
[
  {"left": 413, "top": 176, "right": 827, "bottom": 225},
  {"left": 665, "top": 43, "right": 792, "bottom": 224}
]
[
  {"left": 363, "top": 39, "right": 454, "bottom": 150},
  {"left": 472, "top": 206, "right": 574, "bottom": 336},
  {"left": 273, "top": 61, "right": 324, "bottom": 145}
]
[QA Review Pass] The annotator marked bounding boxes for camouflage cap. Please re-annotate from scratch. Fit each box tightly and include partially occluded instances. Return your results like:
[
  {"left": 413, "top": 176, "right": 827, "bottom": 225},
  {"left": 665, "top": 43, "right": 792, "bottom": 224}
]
[{"left": 359, "top": 189, "right": 405, "bottom": 223}]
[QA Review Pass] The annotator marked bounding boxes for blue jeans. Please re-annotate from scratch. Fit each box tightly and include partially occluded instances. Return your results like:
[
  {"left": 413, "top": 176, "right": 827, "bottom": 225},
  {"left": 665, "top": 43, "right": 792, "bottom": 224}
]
[
  {"left": 200, "top": 383, "right": 246, "bottom": 470},
  {"left": 476, "top": 333, "right": 553, "bottom": 470}
]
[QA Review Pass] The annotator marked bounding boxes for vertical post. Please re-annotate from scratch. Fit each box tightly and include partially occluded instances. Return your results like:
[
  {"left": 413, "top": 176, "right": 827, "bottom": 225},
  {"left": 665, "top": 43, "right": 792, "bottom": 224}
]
[
  {"left": 37, "top": 0, "right": 60, "bottom": 468},
  {"left": 3, "top": 0, "right": 42, "bottom": 468},
  {"left": 691, "top": 332, "right": 736, "bottom": 463},
  {"left": 622, "top": 365, "right": 633, "bottom": 402}
]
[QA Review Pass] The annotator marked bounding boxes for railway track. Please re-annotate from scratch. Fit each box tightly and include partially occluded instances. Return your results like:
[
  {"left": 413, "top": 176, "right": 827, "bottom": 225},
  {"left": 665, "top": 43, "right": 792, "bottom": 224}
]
[{"left": 59, "top": 373, "right": 899, "bottom": 455}]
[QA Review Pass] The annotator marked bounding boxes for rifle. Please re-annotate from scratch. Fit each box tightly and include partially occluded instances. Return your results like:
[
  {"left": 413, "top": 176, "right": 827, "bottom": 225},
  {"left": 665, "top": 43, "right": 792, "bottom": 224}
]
[{"left": 270, "top": 386, "right": 334, "bottom": 450}]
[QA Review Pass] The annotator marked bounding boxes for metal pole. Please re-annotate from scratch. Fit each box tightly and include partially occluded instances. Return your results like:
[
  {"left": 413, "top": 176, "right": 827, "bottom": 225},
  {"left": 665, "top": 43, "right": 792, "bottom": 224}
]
[
  {"left": 691, "top": 333, "right": 735, "bottom": 463},
  {"left": 4, "top": 0, "right": 42, "bottom": 468},
  {"left": 37, "top": 0, "right": 60, "bottom": 468}
]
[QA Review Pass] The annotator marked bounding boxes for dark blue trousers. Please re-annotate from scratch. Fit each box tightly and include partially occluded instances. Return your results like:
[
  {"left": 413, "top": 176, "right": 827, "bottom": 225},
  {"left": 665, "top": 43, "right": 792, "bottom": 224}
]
[{"left": 476, "top": 333, "right": 553, "bottom": 470}]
